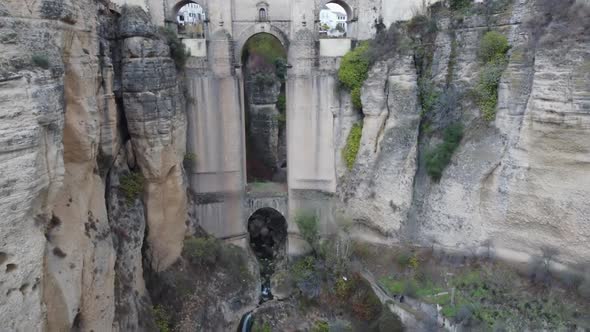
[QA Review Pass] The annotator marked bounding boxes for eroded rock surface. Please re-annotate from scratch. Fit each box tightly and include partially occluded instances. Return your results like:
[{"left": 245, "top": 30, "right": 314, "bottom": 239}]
[
  {"left": 0, "top": 1, "right": 186, "bottom": 330},
  {"left": 343, "top": 0, "right": 590, "bottom": 265}
]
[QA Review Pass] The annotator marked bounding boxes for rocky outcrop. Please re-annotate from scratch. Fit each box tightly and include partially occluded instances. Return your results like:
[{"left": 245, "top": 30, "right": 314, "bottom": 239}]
[
  {"left": 342, "top": 56, "right": 422, "bottom": 236},
  {"left": 119, "top": 6, "right": 187, "bottom": 272},
  {"left": 108, "top": 152, "right": 154, "bottom": 331}
]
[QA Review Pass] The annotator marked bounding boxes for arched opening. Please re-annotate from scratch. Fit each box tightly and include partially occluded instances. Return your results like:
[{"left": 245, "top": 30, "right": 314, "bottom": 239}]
[
  {"left": 319, "top": 1, "right": 352, "bottom": 38},
  {"left": 241, "top": 33, "right": 288, "bottom": 192},
  {"left": 258, "top": 8, "right": 268, "bottom": 21},
  {"left": 175, "top": 1, "right": 206, "bottom": 38},
  {"left": 247, "top": 208, "right": 287, "bottom": 301}
]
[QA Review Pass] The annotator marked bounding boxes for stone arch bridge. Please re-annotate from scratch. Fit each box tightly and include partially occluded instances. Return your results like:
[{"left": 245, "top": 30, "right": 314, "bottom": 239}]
[{"left": 115, "top": 0, "right": 428, "bottom": 253}]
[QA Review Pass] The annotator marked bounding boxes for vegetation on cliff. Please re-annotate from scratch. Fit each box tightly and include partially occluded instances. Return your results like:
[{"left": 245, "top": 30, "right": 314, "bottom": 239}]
[
  {"left": 476, "top": 31, "right": 510, "bottom": 121},
  {"left": 338, "top": 43, "right": 370, "bottom": 110},
  {"left": 119, "top": 171, "right": 145, "bottom": 205},
  {"left": 425, "top": 123, "right": 464, "bottom": 181},
  {"left": 160, "top": 27, "right": 190, "bottom": 69},
  {"left": 343, "top": 122, "right": 363, "bottom": 170},
  {"left": 147, "top": 234, "right": 256, "bottom": 331},
  {"left": 32, "top": 54, "right": 50, "bottom": 69}
]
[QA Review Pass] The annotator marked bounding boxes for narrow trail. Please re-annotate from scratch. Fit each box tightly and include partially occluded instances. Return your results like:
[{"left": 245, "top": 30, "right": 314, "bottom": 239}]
[{"left": 354, "top": 261, "right": 457, "bottom": 332}]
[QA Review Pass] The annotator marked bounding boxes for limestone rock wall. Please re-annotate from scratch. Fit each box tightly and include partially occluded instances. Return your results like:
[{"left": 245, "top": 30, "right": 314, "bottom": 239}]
[
  {"left": 0, "top": 1, "right": 187, "bottom": 330},
  {"left": 0, "top": 0, "right": 66, "bottom": 328},
  {"left": 119, "top": 6, "right": 187, "bottom": 272},
  {"left": 342, "top": 57, "right": 421, "bottom": 235},
  {"left": 343, "top": 0, "right": 590, "bottom": 265}
]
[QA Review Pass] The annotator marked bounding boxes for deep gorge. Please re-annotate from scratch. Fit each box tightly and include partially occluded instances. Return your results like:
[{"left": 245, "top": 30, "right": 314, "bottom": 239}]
[{"left": 0, "top": 0, "right": 589, "bottom": 331}]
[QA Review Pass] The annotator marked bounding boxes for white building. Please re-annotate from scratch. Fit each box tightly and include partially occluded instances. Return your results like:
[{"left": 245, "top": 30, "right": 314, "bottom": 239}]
[
  {"left": 319, "top": 5, "right": 348, "bottom": 37},
  {"left": 177, "top": 2, "right": 206, "bottom": 25}
]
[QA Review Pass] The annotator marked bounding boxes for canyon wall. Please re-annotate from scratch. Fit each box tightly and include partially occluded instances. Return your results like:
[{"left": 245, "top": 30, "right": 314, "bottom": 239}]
[
  {"left": 0, "top": 0, "right": 186, "bottom": 330},
  {"left": 342, "top": 0, "right": 590, "bottom": 266},
  {"left": 0, "top": 0, "right": 589, "bottom": 330}
]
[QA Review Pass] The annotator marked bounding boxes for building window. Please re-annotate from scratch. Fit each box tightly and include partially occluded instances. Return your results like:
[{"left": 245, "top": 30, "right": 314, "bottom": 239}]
[{"left": 259, "top": 8, "right": 267, "bottom": 21}]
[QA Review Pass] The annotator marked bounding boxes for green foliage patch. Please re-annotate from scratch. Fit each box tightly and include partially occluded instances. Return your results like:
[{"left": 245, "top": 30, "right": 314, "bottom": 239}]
[
  {"left": 312, "top": 320, "right": 329, "bottom": 332},
  {"left": 183, "top": 236, "right": 252, "bottom": 282},
  {"left": 244, "top": 34, "right": 287, "bottom": 64},
  {"left": 450, "top": 0, "right": 472, "bottom": 11},
  {"left": 425, "top": 123, "right": 464, "bottom": 181},
  {"left": 32, "top": 54, "right": 50, "bottom": 69},
  {"left": 183, "top": 236, "right": 220, "bottom": 266},
  {"left": 478, "top": 31, "right": 511, "bottom": 64},
  {"left": 160, "top": 27, "right": 190, "bottom": 69},
  {"left": 338, "top": 43, "right": 370, "bottom": 110},
  {"left": 295, "top": 211, "right": 319, "bottom": 249},
  {"left": 120, "top": 171, "right": 145, "bottom": 205},
  {"left": 343, "top": 122, "right": 363, "bottom": 170},
  {"left": 418, "top": 78, "right": 440, "bottom": 116},
  {"left": 153, "top": 305, "right": 171, "bottom": 332},
  {"left": 183, "top": 152, "right": 197, "bottom": 170},
  {"left": 476, "top": 31, "right": 510, "bottom": 121},
  {"left": 252, "top": 320, "right": 271, "bottom": 332},
  {"left": 277, "top": 93, "right": 286, "bottom": 113}
]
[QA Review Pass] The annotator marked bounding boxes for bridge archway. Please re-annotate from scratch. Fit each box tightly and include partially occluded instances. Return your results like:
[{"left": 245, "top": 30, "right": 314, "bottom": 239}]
[
  {"left": 320, "top": 0, "right": 353, "bottom": 19},
  {"left": 247, "top": 207, "right": 287, "bottom": 260},
  {"left": 235, "top": 25, "right": 289, "bottom": 65},
  {"left": 169, "top": 0, "right": 208, "bottom": 22},
  {"left": 240, "top": 32, "right": 289, "bottom": 185},
  {"left": 247, "top": 207, "right": 287, "bottom": 298}
]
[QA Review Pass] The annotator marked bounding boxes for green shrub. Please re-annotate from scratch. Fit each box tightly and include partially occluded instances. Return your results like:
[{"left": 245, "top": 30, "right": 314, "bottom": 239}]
[
  {"left": 366, "top": 24, "right": 402, "bottom": 64},
  {"left": 32, "top": 54, "right": 50, "bottom": 69},
  {"left": 338, "top": 43, "right": 370, "bottom": 109},
  {"left": 476, "top": 31, "right": 510, "bottom": 121},
  {"left": 425, "top": 123, "right": 464, "bottom": 181},
  {"left": 120, "top": 171, "right": 145, "bottom": 205},
  {"left": 160, "top": 27, "right": 190, "bottom": 69},
  {"left": 276, "top": 93, "right": 286, "bottom": 113},
  {"left": 477, "top": 61, "right": 506, "bottom": 121},
  {"left": 183, "top": 236, "right": 220, "bottom": 266},
  {"left": 335, "top": 277, "right": 355, "bottom": 300},
  {"left": 291, "top": 256, "right": 316, "bottom": 281},
  {"left": 274, "top": 58, "right": 288, "bottom": 82},
  {"left": 478, "top": 31, "right": 511, "bottom": 64},
  {"left": 295, "top": 211, "right": 319, "bottom": 249},
  {"left": 219, "top": 243, "right": 253, "bottom": 283},
  {"left": 312, "top": 320, "right": 329, "bottom": 332},
  {"left": 418, "top": 78, "right": 440, "bottom": 115},
  {"left": 450, "top": 0, "right": 472, "bottom": 11},
  {"left": 407, "top": 14, "right": 438, "bottom": 36},
  {"left": 183, "top": 152, "right": 197, "bottom": 170},
  {"left": 343, "top": 122, "right": 363, "bottom": 170},
  {"left": 153, "top": 305, "right": 171, "bottom": 332},
  {"left": 252, "top": 320, "right": 271, "bottom": 332}
]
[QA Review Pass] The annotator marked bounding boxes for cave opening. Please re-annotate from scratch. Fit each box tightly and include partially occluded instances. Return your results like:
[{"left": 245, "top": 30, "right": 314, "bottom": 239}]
[
  {"left": 241, "top": 33, "right": 288, "bottom": 192},
  {"left": 247, "top": 208, "right": 287, "bottom": 301}
]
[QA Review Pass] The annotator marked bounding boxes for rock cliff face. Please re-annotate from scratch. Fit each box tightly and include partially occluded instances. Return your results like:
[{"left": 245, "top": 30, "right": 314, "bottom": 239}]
[
  {"left": 0, "top": 0, "right": 186, "bottom": 330},
  {"left": 343, "top": 0, "right": 590, "bottom": 265},
  {"left": 0, "top": 0, "right": 589, "bottom": 330}
]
